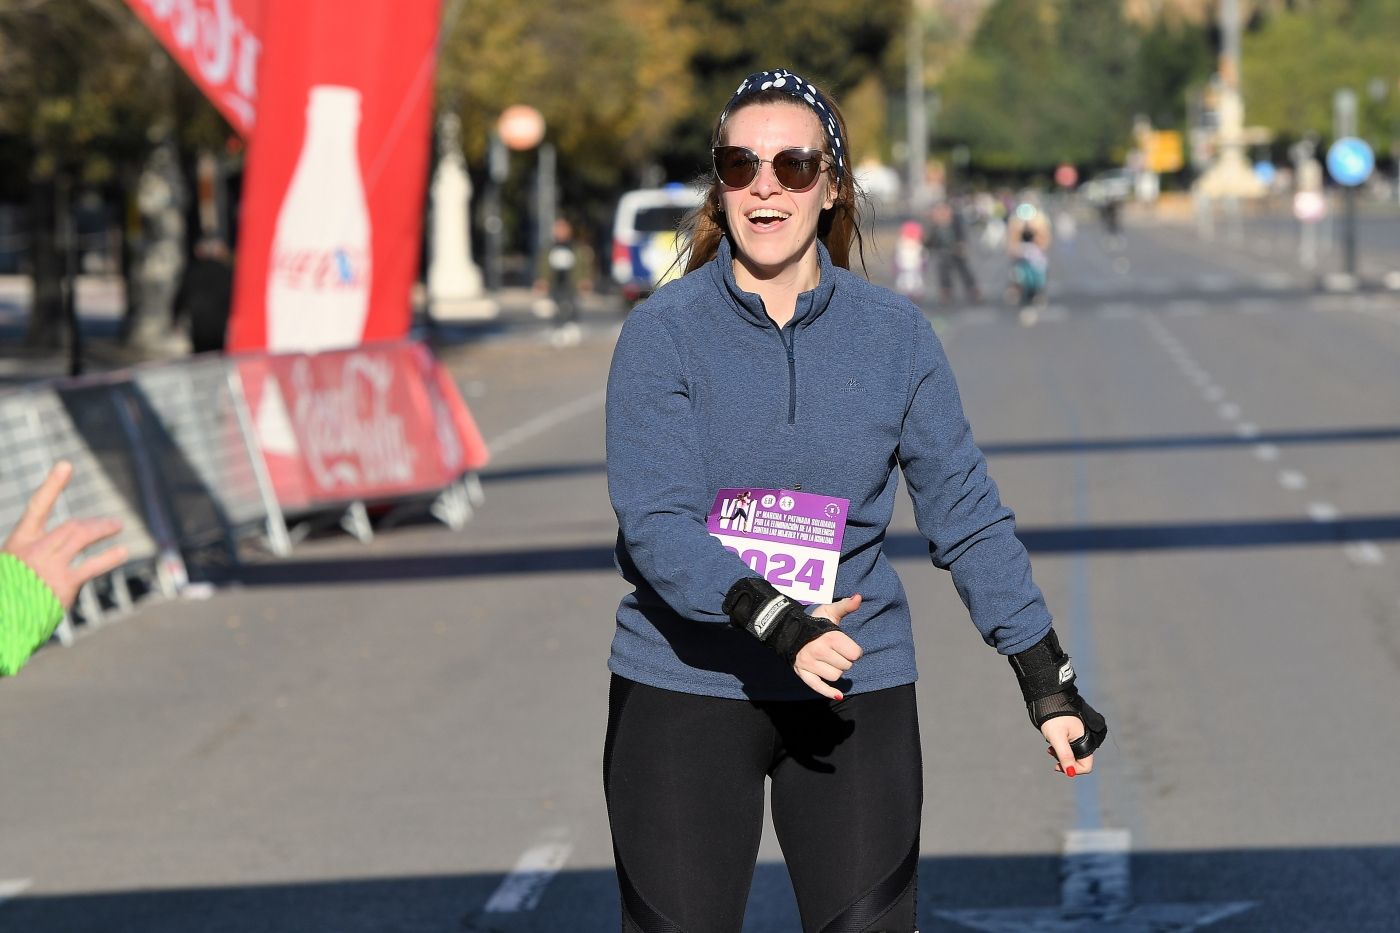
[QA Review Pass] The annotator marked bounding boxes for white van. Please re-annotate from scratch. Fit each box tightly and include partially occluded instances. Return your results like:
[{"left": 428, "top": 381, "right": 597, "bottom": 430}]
[{"left": 611, "top": 184, "right": 703, "bottom": 302}]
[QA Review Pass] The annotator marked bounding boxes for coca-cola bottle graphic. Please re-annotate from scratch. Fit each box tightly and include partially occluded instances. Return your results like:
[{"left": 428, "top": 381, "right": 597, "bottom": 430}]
[{"left": 266, "top": 85, "right": 372, "bottom": 352}]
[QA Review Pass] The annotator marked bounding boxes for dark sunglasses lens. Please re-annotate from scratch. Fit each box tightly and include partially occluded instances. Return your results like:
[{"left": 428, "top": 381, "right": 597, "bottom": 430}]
[
  {"left": 773, "top": 150, "right": 822, "bottom": 191},
  {"left": 714, "top": 148, "right": 757, "bottom": 187}
]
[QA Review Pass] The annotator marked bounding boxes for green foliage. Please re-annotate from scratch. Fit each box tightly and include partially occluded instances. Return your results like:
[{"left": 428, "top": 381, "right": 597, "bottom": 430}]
[
  {"left": 936, "top": 0, "right": 1148, "bottom": 170},
  {"left": 437, "top": 0, "right": 699, "bottom": 189},
  {"left": 663, "top": 0, "right": 906, "bottom": 178},
  {"left": 433, "top": 0, "right": 910, "bottom": 246},
  {"left": 0, "top": 0, "right": 230, "bottom": 186},
  {"left": 1135, "top": 15, "right": 1213, "bottom": 130},
  {"left": 1243, "top": 0, "right": 1400, "bottom": 147}
]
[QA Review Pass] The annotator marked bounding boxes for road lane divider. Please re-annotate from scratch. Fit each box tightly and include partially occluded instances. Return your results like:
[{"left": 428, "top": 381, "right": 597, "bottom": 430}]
[{"left": 481, "top": 830, "right": 572, "bottom": 914}]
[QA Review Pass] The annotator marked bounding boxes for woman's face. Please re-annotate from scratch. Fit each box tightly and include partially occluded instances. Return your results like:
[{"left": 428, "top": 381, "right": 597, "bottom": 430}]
[{"left": 719, "top": 103, "right": 836, "bottom": 279}]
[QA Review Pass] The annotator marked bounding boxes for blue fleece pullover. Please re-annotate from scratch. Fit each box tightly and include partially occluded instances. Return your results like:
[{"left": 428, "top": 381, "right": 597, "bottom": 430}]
[{"left": 605, "top": 236, "right": 1052, "bottom": 700}]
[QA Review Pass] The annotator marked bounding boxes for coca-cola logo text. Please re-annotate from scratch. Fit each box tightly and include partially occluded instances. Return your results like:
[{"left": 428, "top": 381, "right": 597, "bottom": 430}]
[
  {"left": 135, "top": 0, "right": 261, "bottom": 131},
  {"left": 290, "top": 354, "right": 417, "bottom": 490},
  {"left": 272, "top": 247, "right": 370, "bottom": 291}
]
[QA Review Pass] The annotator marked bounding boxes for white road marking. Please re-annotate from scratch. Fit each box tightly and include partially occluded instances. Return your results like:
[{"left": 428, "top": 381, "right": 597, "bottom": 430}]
[
  {"left": 0, "top": 879, "right": 31, "bottom": 906},
  {"left": 1096, "top": 303, "right": 1138, "bottom": 319},
  {"left": 482, "top": 833, "right": 573, "bottom": 913},
  {"left": 1217, "top": 403, "right": 1241, "bottom": 421},
  {"left": 1383, "top": 271, "right": 1400, "bottom": 291},
  {"left": 1234, "top": 422, "right": 1259, "bottom": 439},
  {"left": 1188, "top": 371, "right": 1211, "bottom": 387},
  {"left": 936, "top": 829, "right": 1254, "bottom": 932},
  {"left": 1345, "top": 542, "right": 1385, "bottom": 566},
  {"left": 1202, "top": 386, "right": 1225, "bottom": 402},
  {"left": 1307, "top": 502, "right": 1339, "bottom": 523},
  {"left": 1278, "top": 470, "right": 1308, "bottom": 491},
  {"left": 486, "top": 389, "right": 608, "bottom": 457},
  {"left": 1197, "top": 274, "right": 1234, "bottom": 292},
  {"left": 1254, "top": 444, "right": 1280, "bottom": 462},
  {"left": 1259, "top": 272, "right": 1295, "bottom": 290}
]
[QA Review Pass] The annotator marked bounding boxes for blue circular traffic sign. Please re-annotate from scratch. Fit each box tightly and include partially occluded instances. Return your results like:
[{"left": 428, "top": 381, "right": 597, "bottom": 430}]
[{"left": 1326, "top": 137, "right": 1375, "bottom": 187}]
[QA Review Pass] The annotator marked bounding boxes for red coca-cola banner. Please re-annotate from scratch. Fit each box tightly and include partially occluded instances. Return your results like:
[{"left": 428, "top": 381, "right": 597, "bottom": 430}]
[
  {"left": 122, "top": 0, "right": 264, "bottom": 137},
  {"left": 238, "top": 342, "right": 489, "bottom": 511},
  {"left": 225, "top": 0, "right": 442, "bottom": 354}
]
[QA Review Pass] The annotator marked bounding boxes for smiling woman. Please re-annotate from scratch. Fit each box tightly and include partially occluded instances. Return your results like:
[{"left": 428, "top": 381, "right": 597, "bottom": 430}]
[
  {"left": 683, "top": 70, "right": 866, "bottom": 294},
  {"left": 603, "top": 67, "right": 1107, "bottom": 933}
]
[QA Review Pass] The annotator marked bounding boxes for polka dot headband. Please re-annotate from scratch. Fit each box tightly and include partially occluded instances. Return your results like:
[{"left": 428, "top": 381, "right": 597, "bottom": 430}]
[{"left": 718, "top": 69, "right": 845, "bottom": 182}]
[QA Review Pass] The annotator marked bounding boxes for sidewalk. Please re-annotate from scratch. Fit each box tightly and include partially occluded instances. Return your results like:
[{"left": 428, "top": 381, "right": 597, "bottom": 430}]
[
  {"left": 0, "top": 276, "right": 629, "bottom": 388},
  {"left": 1127, "top": 195, "right": 1400, "bottom": 290}
]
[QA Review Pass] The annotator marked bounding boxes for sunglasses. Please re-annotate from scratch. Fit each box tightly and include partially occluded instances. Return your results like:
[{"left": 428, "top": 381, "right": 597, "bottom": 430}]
[{"left": 712, "top": 146, "right": 831, "bottom": 192}]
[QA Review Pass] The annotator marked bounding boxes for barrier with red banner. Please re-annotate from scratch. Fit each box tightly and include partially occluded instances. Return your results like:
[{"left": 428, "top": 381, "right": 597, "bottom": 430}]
[
  {"left": 225, "top": 0, "right": 442, "bottom": 354},
  {"left": 121, "top": 0, "right": 264, "bottom": 136},
  {"left": 237, "top": 342, "right": 488, "bottom": 513}
]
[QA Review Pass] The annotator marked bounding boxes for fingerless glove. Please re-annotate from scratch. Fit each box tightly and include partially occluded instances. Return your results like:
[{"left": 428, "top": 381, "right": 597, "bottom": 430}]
[
  {"left": 723, "top": 577, "right": 838, "bottom": 665},
  {"left": 1008, "top": 628, "right": 1108, "bottom": 759}
]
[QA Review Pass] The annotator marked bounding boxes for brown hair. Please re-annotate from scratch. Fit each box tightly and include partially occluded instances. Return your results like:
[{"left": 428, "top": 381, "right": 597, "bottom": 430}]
[{"left": 679, "top": 84, "right": 867, "bottom": 276}]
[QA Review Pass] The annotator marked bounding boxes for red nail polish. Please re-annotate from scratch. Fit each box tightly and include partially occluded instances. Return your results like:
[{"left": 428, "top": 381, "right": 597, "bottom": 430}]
[
  {"left": 832, "top": 693, "right": 843, "bottom": 702},
  {"left": 1066, "top": 766, "right": 1077, "bottom": 778}
]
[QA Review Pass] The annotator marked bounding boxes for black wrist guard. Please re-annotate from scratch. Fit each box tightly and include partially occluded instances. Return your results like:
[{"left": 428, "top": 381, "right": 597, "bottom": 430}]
[
  {"left": 723, "top": 577, "right": 838, "bottom": 665},
  {"left": 1008, "top": 629, "right": 1108, "bottom": 759}
]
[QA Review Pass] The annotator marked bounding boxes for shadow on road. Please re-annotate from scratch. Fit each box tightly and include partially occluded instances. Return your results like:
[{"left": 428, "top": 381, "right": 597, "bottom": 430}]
[
  {"left": 981, "top": 425, "right": 1400, "bottom": 457},
  {"left": 473, "top": 423, "right": 1400, "bottom": 486},
  {"left": 232, "top": 511, "right": 1400, "bottom": 587},
  {"left": 3, "top": 845, "right": 1396, "bottom": 931}
]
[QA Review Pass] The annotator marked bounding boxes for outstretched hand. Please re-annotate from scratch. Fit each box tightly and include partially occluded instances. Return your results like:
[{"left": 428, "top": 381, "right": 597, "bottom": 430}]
[
  {"left": 793, "top": 593, "right": 863, "bottom": 701},
  {"left": 3, "top": 461, "right": 127, "bottom": 609},
  {"left": 1042, "top": 716, "right": 1094, "bottom": 778}
]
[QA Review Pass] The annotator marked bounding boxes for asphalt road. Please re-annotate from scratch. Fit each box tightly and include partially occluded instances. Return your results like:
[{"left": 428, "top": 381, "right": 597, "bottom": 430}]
[{"left": 2, "top": 213, "right": 1399, "bottom": 932}]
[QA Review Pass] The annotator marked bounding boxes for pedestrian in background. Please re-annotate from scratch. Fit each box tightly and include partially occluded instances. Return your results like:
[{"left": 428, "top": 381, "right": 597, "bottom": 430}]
[
  {"left": 537, "top": 217, "right": 592, "bottom": 347},
  {"left": 604, "top": 67, "right": 1107, "bottom": 932},
  {"left": 925, "top": 198, "right": 981, "bottom": 305},
  {"left": 892, "top": 219, "right": 927, "bottom": 301},
  {"left": 1, "top": 461, "right": 126, "bottom": 676},
  {"left": 172, "top": 237, "right": 234, "bottom": 354}
]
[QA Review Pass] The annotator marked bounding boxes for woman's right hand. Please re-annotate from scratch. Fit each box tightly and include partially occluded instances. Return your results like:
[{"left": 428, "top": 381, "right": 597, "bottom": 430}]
[{"left": 793, "top": 593, "right": 864, "bottom": 700}]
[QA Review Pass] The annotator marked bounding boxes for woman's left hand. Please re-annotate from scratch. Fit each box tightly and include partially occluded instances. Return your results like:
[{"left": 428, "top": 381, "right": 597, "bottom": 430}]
[{"left": 1041, "top": 716, "right": 1093, "bottom": 778}]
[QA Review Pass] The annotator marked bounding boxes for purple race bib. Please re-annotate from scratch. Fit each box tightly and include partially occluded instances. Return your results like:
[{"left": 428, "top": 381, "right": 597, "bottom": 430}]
[{"left": 708, "top": 488, "right": 848, "bottom": 604}]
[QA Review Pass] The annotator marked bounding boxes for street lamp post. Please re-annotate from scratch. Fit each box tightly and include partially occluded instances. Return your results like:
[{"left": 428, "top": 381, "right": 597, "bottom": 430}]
[{"left": 906, "top": 0, "right": 927, "bottom": 211}]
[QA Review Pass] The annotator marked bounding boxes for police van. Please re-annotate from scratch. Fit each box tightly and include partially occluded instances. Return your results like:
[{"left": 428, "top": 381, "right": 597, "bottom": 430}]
[{"left": 610, "top": 183, "right": 703, "bottom": 303}]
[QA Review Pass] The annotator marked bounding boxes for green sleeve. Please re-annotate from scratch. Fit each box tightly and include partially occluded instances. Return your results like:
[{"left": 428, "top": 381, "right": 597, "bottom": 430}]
[{"left": 0, "top": 552, "right": 65, "bottom": 677}]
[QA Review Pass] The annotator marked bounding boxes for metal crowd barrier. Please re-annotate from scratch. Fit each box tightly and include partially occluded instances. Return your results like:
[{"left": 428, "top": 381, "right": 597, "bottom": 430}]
[
  {"left": 1, "top": 343, "right": 487, "bottom": 663},
  {"left": 133, "top": 357, "right": 291, "bottom": 561},
  {"left": 0, "top": 384, "right": 161, "bottom": 641}
]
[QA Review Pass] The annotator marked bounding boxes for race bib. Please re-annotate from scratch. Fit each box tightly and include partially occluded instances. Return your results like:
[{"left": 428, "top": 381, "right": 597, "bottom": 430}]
[{"left": 707, "top": 488, "right": 849, "bottom": 604}]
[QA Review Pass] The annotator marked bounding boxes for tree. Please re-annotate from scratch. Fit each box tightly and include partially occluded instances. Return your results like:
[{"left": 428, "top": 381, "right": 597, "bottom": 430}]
[
  {"left": 437, "top": 0, "right": 699, "bottom": 188},
  {"left": 672, "top": 0, "right": 906, "bottom": 175},
  {"left": 936, "top": 0, "right": 1143, "bottom": 172},
  {"left": 0, "top": 0, "right": 232, "bottom": 353},
  {"left": 1134, "top": 13, "right": 1213, "bottom": 130},
  {"left": 1242, "top": 0, "right": 1400, "bottom": 147}
]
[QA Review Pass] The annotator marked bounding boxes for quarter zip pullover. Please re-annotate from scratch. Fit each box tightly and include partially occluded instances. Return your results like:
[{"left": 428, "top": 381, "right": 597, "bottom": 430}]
[
  {"left": 779, "top": 322, "right": 796, "bottom": 424},
  {"left": 606, "top": 236, "right": 1051, "bottom": 700}
]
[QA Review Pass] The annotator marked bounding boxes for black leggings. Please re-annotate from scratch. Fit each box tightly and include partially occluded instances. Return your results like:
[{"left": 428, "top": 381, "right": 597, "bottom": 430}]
[{"left": 603, "top": 675, "right": 923, "bottom": 933}]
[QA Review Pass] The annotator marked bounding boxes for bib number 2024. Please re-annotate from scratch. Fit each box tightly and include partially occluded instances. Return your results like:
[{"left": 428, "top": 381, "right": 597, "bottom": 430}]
[{"left": 724, "top": 546, "right": 826, "bottom": 595}]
